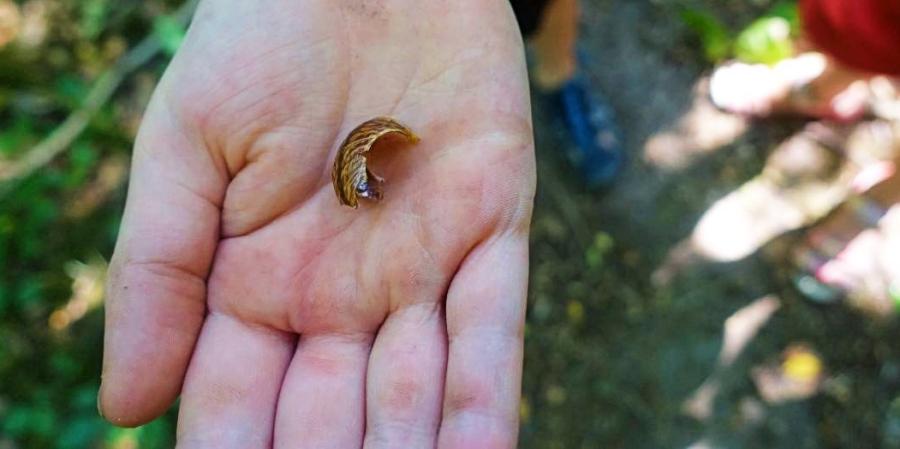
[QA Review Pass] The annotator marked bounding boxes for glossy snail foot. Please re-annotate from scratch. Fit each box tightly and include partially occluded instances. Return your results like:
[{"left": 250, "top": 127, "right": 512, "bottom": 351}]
[{"left": 356, "top": 180, "right": 383, "bottom": 202}]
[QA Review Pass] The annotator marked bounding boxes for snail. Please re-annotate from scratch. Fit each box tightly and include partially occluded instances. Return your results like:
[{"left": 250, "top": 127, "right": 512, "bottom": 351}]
[{"left": 331, "top": 116, "right": 420, "bottom": 208}]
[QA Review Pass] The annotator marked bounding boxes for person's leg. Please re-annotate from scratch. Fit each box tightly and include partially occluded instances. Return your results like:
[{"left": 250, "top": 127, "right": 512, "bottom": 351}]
[
  {"left": 516, "top": 0, "right": 623, "bottom": 187},
  {"left": 791, "top": 161, "right": 900, "bottom": 314},
  {"left": 530, "top": 0, "right": 578, "bottom": 90}
]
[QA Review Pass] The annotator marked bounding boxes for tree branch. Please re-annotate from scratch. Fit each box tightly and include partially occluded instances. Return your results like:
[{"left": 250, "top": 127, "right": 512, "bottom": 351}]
[{"left": 0, "top": 0, "right": 197, "bottom": 194}]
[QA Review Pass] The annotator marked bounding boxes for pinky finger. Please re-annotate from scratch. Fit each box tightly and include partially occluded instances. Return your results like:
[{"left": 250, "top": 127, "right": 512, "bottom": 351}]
[{"left": 438, "top": 232, "right": 528, "bottom": 449}]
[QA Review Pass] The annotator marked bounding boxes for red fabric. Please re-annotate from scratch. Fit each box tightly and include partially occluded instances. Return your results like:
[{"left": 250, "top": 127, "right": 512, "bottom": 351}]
[{"left": 801, "top": 0, "right": 900, "bottom": 75}]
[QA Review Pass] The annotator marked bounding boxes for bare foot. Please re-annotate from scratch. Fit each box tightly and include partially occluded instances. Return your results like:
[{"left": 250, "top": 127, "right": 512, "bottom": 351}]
[{"left": 710, "top": 53, "right": 871, "bottom": 122}]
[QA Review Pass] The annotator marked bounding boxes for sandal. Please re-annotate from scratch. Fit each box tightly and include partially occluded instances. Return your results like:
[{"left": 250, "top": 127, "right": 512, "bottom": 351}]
[
  {"left": 791, "top": 163, "right": 900, "bottom": 315},
  {"left": 544, "top": 72, "right": 624, "bottom": 188}
]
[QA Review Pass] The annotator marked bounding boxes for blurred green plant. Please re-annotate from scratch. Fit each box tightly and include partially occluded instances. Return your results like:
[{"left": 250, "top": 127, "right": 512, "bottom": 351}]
[
  {"left": 679, "top": 9, "right": 731, "bottom": 63},
  {"left": 79, "top": 0, "right": 111, "bottom": 40},
  {"left": 585, "top": 231, "right": 614, "bottom": 270},
  {"left": 152, "top": 13, "right": 185, "bottom": 57},
  {"left": 0, "top": 0, "right": 187, "bottom": 447},
  {"left": 681, "top": 1, "right": 799, "bottom": 65},
  {"left": 733, "top": 16, "right": 794, "bottom": 65}
]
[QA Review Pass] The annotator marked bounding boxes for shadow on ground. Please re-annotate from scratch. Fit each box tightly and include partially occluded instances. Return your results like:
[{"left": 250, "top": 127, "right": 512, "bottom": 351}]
[{"left": 521, "top": 1, "right": 900, "bottom": 448}]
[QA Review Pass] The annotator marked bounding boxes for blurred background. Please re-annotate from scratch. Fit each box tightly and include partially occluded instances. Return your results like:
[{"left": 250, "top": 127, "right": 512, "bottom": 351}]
[{"left": 1, "top": 0, "right": 899, "bottom": 448}]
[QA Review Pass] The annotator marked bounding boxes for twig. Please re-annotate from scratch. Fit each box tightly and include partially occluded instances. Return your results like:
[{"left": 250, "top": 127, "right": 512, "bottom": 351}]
[{"left": 0, "top": 0, "right": 197, "bottom": 194}]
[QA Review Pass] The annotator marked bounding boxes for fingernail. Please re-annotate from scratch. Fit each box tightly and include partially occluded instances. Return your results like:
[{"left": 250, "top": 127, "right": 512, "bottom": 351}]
[{"left": 97, "top": 384, "right": 106, "bottom": 419}]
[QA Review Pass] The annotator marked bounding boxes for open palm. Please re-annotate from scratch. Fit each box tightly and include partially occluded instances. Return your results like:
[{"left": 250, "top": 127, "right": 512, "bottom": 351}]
[{"left": 99, "top": 1, "right": 535, "bottom": 448}]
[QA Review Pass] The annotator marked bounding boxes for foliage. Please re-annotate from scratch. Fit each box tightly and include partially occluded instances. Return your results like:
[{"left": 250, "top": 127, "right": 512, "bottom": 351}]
[
  {"left": 152, "top": 14, "right": 185, "bottom": 57},
  {"left": 679, "top": 9, "right": 732, "bottom": 63},
  {"left": 733, "top": 16, "right": 794, "bottom": 65},
  {"left": 680, "top": 1, "right": 799, "bottom": 65},
  {"left": 0, "top": 0, "right": 183, "bottom": 447}
]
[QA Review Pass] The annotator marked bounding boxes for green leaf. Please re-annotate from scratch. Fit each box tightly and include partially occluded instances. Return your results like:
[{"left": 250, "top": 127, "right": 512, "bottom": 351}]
[
  {"left": 80, "top": 0, "right": 110, "bottom": 40},
  {"left": 153, "top": 15, "right": 186, "bottom": 57},
  {"left": 0, "top": 115, "right": 38, "bottom": 158},
  {"left": 1, "top": 404, "right": 57, "bottom": 437},
  {"left": 64, "top": 141, "right": 99, "bottom": 188},
  {"left": 137, "top": 418, "right": 175, "bottom": 449},
  {"left": 50, "top": 352, "right": 80, "bottom": 378},
  {"left": 585, "top": 232, "right": 614, "bottom": 269},
  {"left": 72, "top": 385, "right": 101, "bottom": 410},
  {"left": 679, "top": 9, "right": 732, "bottom": 63},
  {"left": 769, "top": 0, "right": 801, "bottom": 33},
  {"left": 59, "top": 417, "right": 104, "bottom": 449},
  {"left": 55, "top": 74, "right": 91, "bottom": 109},
  {"left": 16, "top": 276, "right": 45, "bottom": 307},
  {"left": 0, "top": 281, "right": 9, "bottom": 314},
  {"left": 734, "top": 16, "right": 794, "bottom": 65},
  {"left": 2, "top": 407, "right": 30, "bottom": 436}
]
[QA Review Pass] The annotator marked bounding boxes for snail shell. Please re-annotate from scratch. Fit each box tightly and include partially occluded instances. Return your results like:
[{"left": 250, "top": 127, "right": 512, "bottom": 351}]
[{"left": 331, "top": 116, "right": 420, "bottom": 208}]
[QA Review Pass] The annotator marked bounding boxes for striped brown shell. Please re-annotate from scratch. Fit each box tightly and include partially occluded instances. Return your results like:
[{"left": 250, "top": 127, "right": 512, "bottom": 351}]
[{"left": 331, "top": 117, "right": 420, "bottom": 208}]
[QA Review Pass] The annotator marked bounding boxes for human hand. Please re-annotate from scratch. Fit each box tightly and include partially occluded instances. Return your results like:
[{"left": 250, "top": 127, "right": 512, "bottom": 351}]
[{"left": 99, "top": 1, "right": 535, "bottom": 448}]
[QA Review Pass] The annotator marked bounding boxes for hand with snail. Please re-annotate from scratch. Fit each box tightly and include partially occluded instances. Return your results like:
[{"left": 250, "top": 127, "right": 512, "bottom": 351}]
[{"left": 98, "top": 1, "right": 535, "bottom": 448}]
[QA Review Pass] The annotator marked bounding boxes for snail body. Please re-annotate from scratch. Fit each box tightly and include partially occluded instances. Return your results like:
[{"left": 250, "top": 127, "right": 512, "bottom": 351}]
[{"left": 331, "top": 117, "right": 420, "bottom": 208}]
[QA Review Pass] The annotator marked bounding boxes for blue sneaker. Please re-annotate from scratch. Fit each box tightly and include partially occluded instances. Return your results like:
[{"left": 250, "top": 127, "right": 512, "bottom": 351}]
[{"left": 550, "top": 74, "right": 624, "bottom": 187}]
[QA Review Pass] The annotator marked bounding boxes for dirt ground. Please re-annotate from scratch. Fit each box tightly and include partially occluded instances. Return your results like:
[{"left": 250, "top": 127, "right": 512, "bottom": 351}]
[{"left": 521, "top": 1, "right": 900, "bottom": 448}]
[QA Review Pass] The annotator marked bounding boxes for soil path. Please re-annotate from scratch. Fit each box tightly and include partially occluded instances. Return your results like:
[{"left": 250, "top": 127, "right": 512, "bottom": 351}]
[{"left": 522, "top": 1, "right": 900, "bottom": 448}]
